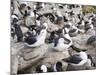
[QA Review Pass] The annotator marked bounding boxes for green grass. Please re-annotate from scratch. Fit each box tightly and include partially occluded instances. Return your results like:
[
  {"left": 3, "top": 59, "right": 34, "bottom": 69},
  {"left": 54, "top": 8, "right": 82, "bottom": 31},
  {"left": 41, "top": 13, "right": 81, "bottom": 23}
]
[{"left": 82, "top": 6, "right": 96, "bottom": 13}]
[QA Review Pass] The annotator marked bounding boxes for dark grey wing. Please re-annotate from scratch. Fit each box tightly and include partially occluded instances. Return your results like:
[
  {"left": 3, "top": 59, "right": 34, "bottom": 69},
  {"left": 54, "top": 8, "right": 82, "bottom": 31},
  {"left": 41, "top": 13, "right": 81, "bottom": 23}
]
[
  {"left": 56, "top": 66, "right": 63, "bottom": 72},
  {"left": 62, "top": 54, "right": 82, "bottom": 64},
  {"left": 69, "top": 29, "right": 77, "bottom": 33},
  {"left": 14, "top": 24, "right": 23, "bottom": 42},
  {"left": 25, "top": 36, "right": 37, "bottom": 45},
  {"left": 87, "top": 54, "right": 96, "bottom": 67},
  {"left": 63, "top": 16, "right": 68, "bottom": 22},
  {"left": 56, "top": 29, "right": 62, "bottom": 34},
  {"left": 71, "top": 45, "right": 87, "bottom": 52},
  {"left": 63, "top": 37, "right": 71, "bottom": 44},
  {"left": 87, "top": 35, "right": 96, "bottom": 44},
  {"left": 56, "top": 62, "right": 63, "bottom": 72},
  {"left": 14, "top": 24, "right": 23, "bottom": 37},
  {"left": 64, "top": 24, "right": 71, "bottom": 28}
]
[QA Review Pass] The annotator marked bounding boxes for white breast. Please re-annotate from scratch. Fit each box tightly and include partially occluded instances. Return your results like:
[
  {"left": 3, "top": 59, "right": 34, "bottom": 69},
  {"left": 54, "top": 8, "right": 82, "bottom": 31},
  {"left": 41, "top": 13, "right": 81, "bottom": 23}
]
[
  {"left": 29, "top": 11, "right": 35, "bottom": 17},
  {"left": 82, "top": 20, "right": 85, "bottom": 26}
]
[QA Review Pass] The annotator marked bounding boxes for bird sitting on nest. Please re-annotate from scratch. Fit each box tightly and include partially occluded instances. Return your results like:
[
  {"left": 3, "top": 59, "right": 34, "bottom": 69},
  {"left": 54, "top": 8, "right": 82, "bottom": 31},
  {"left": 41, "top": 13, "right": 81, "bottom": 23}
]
[
  {"left": 51, "top": 25, "right": 73, "bottom": 51},
  {"left": 68, "top": 25, "right": 80, "bottom": 37},
  {"left": 62, "top": 52, "right": 95, "bottom": 67},
  {"left": 24, "top": 23, "right": 47, "bottom": 47},
  {"left": 52, "top": 35, "right": 72, "bottom": 52}
]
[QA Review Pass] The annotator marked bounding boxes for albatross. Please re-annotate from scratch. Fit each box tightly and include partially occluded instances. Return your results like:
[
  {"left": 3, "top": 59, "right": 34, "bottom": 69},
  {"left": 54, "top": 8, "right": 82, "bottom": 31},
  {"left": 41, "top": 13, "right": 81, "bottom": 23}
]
[{"left": 24, "top": 27, "right": 47, "bottom": 47}]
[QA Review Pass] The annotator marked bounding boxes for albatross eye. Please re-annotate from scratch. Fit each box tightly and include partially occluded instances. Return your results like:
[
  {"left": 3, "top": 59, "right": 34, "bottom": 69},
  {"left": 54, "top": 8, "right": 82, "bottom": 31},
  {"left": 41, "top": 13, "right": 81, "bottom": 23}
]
[{"left": 27, "top": 6, "right": 31, "bottom": 10}]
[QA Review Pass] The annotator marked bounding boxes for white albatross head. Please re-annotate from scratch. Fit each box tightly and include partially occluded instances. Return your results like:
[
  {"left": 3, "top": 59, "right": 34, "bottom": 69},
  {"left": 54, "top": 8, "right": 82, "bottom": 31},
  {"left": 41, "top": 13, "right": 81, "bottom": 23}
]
[
  {"left": 43, "top": 23, "right": 48, "bottom": 29},
  {"left": 29, "top": 11, "right": 35, "bottom": 17},
  {"left": 41, "top": 65, "right": 47, "bottom": 72},
  {"left": 11, "top": 14, "right": 18, "bottom": 20},
  {"left": 59, "top": 38, "right": 64, "bottom": 43},
  {"left": 38, "top": 29, "right": 47, "bottom": 37},
  {"left": 79, "top": 52, "right": 88, "bottom": 60}
]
